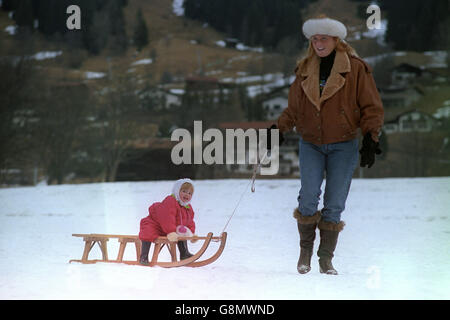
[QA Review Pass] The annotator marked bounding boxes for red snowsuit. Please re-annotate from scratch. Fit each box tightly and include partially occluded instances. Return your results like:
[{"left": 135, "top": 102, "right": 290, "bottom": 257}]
[{"left": 139, "top": 195, "right": 196, "bottom": 242}]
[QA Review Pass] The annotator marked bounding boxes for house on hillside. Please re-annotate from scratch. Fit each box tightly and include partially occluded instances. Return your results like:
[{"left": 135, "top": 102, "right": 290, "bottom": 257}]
[
  {"left": 384, "top": 109, "right": 441, "bottom": 134},
  {"left": 389, "top": 61, "right": 449, "bottom": 86},
  {"left": 139, "top": 87, "right": 182, "bottom": 110},
  {"left": 379, "top": 85, "right": 424, "bottom": 108},
  {"left": 159, "top": 88, "right": 183, "bottom": 109},
  {"left": 262, "top": 95, "right": 288, "bottom": 120},
  {"left": 390, "top": 63, "right": 427, "bottom": 87},
  {"left": 225, "top": 38, "right": 239, "bottom": 49},
  {"left": 184, "top": 76, "right": 237, "bottom": 104},
  {"left": 164, "top": 89, "right": 183, "bottom": 108},
  {"left": 260, "top": 85, "right": 289, "bottom": 120},
  {"left": 434, "top": 101, "right": 450, "bottom": 119}
]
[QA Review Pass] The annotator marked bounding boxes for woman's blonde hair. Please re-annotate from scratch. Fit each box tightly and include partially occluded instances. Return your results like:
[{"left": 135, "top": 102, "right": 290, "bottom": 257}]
[{"left": 296, "top": 14, "right": 358, "bottom": 74}]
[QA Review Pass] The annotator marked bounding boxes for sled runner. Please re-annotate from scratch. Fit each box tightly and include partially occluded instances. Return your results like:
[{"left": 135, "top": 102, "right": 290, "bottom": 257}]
[{"left": 69, "top": 232, "right": 226, "bottom": 268}]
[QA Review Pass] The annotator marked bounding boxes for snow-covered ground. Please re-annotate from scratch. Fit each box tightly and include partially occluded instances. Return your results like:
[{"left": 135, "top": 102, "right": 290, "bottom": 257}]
[
  {"left": 1, "top": 178, "right": 449, "bottom": 300},
  {"left": 30, "top": 51, "right": 62, "bottom": 61},
  {"left": 84, "top": 71, "right": 106, "bottom": 80},
  {"left": 221, "top": 73, "right": 295, "bottom": 98},
  {"left": 131, "top": 59, "right": 153, "bottom": 66}
]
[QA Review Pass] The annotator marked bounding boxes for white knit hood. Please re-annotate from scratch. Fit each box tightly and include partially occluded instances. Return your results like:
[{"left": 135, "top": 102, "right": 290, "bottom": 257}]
[{"left": 172, "top": 178, "right": 194, "bottom": 207}]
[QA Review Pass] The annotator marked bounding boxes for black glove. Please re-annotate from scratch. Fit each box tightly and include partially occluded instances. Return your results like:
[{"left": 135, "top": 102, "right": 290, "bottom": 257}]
[
  {"left": 359, "top": 132, "right": 382, "bottom": 168},
  {"left": 267, "top": 124, "right": 285, "bottom": 150}
]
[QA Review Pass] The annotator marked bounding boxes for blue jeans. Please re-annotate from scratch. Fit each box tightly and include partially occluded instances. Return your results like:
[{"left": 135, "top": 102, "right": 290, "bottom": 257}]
[{"left": 298, "top": 137, "right": 359, "bottom": 223}]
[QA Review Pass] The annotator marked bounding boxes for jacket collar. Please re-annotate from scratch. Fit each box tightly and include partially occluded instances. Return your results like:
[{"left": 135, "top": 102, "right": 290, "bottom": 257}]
[{"left": 299, "top": 50, "right": 351, "bottom": 111}]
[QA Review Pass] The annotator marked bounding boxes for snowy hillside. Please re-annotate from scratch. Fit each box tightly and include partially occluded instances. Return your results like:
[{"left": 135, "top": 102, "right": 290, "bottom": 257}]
[{"left": 1, "top": 178, "right": 449, "bottom": 300}]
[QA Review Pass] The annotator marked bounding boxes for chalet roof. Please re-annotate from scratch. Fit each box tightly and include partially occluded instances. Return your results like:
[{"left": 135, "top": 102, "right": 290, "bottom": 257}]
[
  {"left": 391, "top": 63, "right": 424, "bottom": 74},
  {"left": 385, "top": 109, "right": 439, "bottom": 124}
]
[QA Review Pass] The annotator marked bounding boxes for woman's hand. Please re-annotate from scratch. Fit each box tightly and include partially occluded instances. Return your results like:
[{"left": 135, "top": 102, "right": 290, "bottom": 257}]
[{"left": 359, "top": 133, "right": 382, "bottom": 168}]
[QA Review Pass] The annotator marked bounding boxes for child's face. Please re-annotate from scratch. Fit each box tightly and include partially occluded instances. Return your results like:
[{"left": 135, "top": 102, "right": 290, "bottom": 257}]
[{"left": 179, "top": 187, "right": 193, "bottom": 203}]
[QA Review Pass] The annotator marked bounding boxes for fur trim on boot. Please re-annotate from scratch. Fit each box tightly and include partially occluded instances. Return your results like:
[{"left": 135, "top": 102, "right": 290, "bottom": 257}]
[
  {"left": 318, "top": 219, "right": 345, "bottom": 232},
  {"left": 293, "top": 208, "right": 322, "bottom": 224}
]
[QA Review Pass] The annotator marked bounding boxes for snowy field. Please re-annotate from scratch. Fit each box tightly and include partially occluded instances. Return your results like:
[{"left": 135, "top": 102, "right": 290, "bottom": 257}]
[{"left": 0, "top": 178, "right": 449, "bottom": 300}]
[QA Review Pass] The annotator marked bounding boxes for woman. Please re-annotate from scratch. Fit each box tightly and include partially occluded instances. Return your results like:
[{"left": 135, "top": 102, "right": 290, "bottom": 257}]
[{"left": 274, "top": 16, "right": 384, "bottom": 275}]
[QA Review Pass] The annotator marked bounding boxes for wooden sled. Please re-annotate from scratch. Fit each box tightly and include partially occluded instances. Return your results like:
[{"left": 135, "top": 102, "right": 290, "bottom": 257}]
[{"left": 69, "top": 232, "right": 227, "bottom": 268}]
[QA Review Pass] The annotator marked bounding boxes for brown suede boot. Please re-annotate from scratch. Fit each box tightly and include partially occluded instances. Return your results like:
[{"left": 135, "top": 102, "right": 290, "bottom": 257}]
[
  {"left": 293, "top": 209, "right": 321, "bottom": 274},
  {"left": 317, "top": 220, "right": 345, "bottom": 275}
]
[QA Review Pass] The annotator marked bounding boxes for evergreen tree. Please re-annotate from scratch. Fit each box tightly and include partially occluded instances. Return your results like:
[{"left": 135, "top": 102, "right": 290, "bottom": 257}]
[
  {"left": 1, "top": 0, "right": 16, "bottom": 11},
  {"left": 183, "top": 0, "right": 304, "bottom": 50},
  {"left": 133, "top": 8, "right": 149, "bottom": 51},
  {"left": 106, "top": 0, "right": 128, "bottom": 55},
  {"left": 15, "top": 0, "right": 34, "bottom": 29},
  {"left": 382, "top": 0, "right": 449, "bottom": 51},
  {"left": 4, "top": 0, "right": 129, "bottom": 55}
]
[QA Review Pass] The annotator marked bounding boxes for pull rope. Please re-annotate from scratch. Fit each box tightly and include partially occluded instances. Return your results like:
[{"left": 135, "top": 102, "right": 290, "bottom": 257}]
[
  {"left": 220, "top": 178, "right": 252, "bottom": 234},
  {"left": 251, "top": 149, "right": 269, "bottom": 193},
  {"left": 220, "top": 150, "right": 269, "bottom": 234}
]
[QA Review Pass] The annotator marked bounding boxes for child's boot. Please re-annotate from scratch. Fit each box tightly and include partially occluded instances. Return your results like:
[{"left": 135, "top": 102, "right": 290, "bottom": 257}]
[
  {"left": 139, "top": 241, "right": 151, "bottom": 266},
  {"left": 177, "top": 240, "right": 193, "bottom": 260}
]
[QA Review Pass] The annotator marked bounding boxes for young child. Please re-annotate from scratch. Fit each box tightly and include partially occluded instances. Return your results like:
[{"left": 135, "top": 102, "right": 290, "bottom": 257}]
[{"left": 138, "top": 178, "right": 197, "bottom": 265}]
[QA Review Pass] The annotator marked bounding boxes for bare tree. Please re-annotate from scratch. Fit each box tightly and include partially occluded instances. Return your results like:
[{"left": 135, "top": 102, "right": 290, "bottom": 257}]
[
  {"left": 0, "top": 58, "right": 46, "bottom": 184},
  {"left": 35, "top": 82, "right": 91, "bottom": 184},
  {"left": 96, "top": 74, "right": 142, "bottom": 182}
]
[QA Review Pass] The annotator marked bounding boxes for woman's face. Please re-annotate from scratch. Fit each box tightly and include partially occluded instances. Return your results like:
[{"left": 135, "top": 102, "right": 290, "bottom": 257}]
[
  {"left": 179, "top": 187, "right": 193, "bottom": 203},
  {"left": 311, "top": 34, "right": 337, "bottom": 57}
]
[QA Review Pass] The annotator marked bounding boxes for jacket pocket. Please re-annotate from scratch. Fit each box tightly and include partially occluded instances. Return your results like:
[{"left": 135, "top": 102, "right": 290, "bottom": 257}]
[{"left": 341, "top": 106, "right": 358, "bottom": 133}]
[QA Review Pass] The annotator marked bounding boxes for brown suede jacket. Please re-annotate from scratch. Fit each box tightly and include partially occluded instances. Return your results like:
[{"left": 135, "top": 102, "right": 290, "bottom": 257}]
[{"left": 277, "top": 50, "right": 384, "bottom": 145}]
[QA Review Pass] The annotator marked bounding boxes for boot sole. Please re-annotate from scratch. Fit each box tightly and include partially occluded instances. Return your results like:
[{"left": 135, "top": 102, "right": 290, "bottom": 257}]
[
  {"left": 297, "top": 265, "right": 311, "bottom": 274},
  {"left": 139, "top": 260, "right": 150, "bottom": 266},
  {"left": 319, "top": 267, "right": 338, "bottom": 275}
]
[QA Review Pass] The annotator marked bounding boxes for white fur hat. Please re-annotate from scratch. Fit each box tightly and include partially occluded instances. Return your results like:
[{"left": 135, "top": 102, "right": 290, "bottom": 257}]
[{"left": 302, "top": 17, "right": 347, "bottom": 40}]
